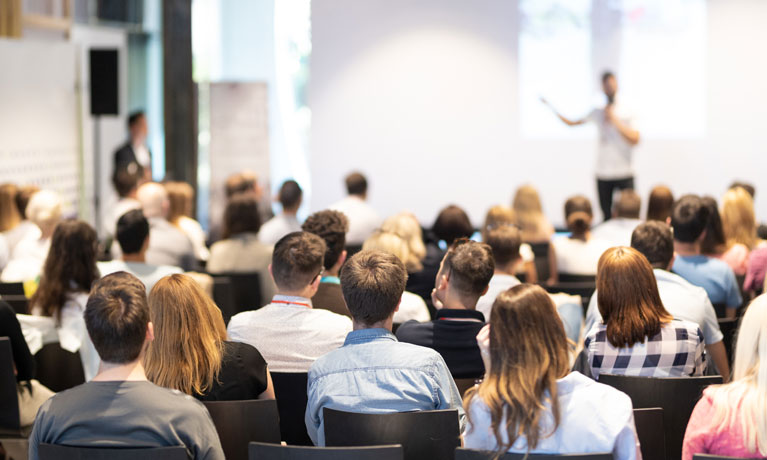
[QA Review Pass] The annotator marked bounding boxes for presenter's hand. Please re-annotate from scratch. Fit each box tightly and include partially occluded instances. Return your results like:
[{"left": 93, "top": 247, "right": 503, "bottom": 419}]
[{"left": 539, "top": 96, "right": 551, "bottom": 107}]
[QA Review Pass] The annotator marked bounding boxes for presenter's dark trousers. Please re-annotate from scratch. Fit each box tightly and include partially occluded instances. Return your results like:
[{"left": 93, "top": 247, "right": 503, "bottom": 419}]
[{"left": 597, "top": 177, "right": 634, "bottom": 222}]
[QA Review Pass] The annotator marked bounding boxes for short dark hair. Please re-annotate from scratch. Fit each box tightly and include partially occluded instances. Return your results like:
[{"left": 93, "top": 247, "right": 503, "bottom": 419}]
[
  {"left": 85, "top": 272, "right": 149, "bottom": 364},
  {"left": 223, "top": 193, "right": 262, "bottom": 239},
  {"left": 601, "top": 71, "right": 615, "bottom": 84},
  {"left": 432, "top": 205, "right": 473, "bottom": 245},
  {"left": 116, "top": 210, "right": 149, "bottom": 255},
  {"left": 730, "top": 181, "right": 755, "bottom": 198},
  {"left": 614, "top": 190, "right": 641, "bottom": 219},
  {"left": 564, "top": 195, "right": 593, "bottom": 234},
  {"left": 279, "top": 180, "right": 303, "bottom": 210},
  {"left": 631, "top": 221, "right": 674, "bottom": 269},
  {"left": 340, "top": 250, "right": 407, "bottom": 326},
  {"left": 271, "top": 232, "right": 326, "bottom": 291},
  {"left": 485, "top": 226, "right": 521, "bottom": 267},
  {"left": 128, "top": 111, "right": 145, "bottom": 129},
  {"left": 112, "top": 169, "right": 141, "bottom": 198},
  {"left": 442, "top": 239, "right": 494, "bottom": 298},
  {"left": 671, "top": 195, "right": 710, "bottom": 243},
  {"left": 345, "top": 172, "right": 368, "bottom": 196},
  {"left": 302, "top": 210, "right": 349, "bottom": 270}
]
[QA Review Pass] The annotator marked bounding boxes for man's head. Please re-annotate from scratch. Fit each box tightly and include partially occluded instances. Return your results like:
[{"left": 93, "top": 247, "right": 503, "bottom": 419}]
[
  {"left": 128, "top": 111, "right": 148, "bottom": 143},
  {"left": 117, "top": 209, "right": 149, "bottom": 256},
  {"left": 485, "top": 226, "right": 521, "bottom": 272},
  {"left": 435, "top": 239, "right": 494, "bottom": 308},
  {"left": 113, "top": 169, "right": 141, "bottom": 199},
  {"left": 302, "top": 210, "right": 349, "bottom": 272},
  {"left": 601, "top": 71, "right": 617, "bottom": 103},
  {"left": 671, "top": 194, "right": 710, "bottom": 244},
  {"left": 270, "top": 232, "right": 327, "bottom": 295},
  {"left": 631, "top": 221, "right": 674, "bottom": 270},
  {"left": 613, "top": 189, "right": 641, "bottom": 219},
  {"left": 340, "top": 250, "right": 407, "bottom": 327},
  {"left": 136, "top": 182, "right": 168, "bottom": 219},
  {"left": 225, "top": 171, "right": 263, "bottom": 201},
  {"left": 345, "top": 172, "right": 368, "bottom": 198},
  {"left": 85, "top": 272, "right": 152, "bottom": 364},
  {"left": 278, "top": 180, "right": 303, "bottom": 213}
]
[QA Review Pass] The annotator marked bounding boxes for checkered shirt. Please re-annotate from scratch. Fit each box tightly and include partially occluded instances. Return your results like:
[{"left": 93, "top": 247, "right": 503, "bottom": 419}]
[{"left": 584, "top": 319, "right": 706, "bottom": 380}]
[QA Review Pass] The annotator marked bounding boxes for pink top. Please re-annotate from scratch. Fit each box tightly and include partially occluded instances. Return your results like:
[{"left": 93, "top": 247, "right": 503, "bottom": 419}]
[
  {"left": 716, "top": 243, "right": 750, "bottom": 276},
  {"left": 744, "top": 247, "right": 767, "bottom": 292},
  {"left": 683, "top": 390, "right": 767, "bottom": 460}
]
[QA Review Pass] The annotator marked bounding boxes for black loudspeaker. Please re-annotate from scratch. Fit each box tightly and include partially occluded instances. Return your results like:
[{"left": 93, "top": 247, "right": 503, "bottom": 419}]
[{"left": 89, "top": 49, "right": 119, "bottom": 116}]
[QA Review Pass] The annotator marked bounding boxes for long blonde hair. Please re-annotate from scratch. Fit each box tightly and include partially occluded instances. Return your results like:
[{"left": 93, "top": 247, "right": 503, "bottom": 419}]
[
  {"left": 482, "top": 205, "right": 516, "bottom": 241},
  {"left": 512, "top": 185, "right": 551, "bottom": 242},
  {"left": 362, "top": 230, "right": 412, "bottom": 268},
  {"left": 721, "top": 187, "right": 757, "bottom": 250},
  {"left": 0, "top": 183, "right": 21, "bottom": 232},
  {"left": 164, "top": 181, "right": 195, "bottom": 226},
  {"left": 381, "top": 213, "right": 426, "bottom": 271},
  {"left": 144, "top": 274, "right": 227, "bottom": 396},
  {"left": 705, "top": 294, "right": 767, "bottom": 456}
]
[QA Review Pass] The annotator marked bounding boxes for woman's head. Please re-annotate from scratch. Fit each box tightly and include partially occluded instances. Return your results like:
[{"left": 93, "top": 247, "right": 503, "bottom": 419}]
[
  {"left": 597, "top": 247, "right": 671, "bottom": 348},
  {"left": 362, "top": 230, "right": 412, "bottom": 268},
  {"left": 432, "top": 205, "right": 473, "bottom": 245},
  {"left": 722, "top": 187, "right": 757, "bottom": 250},
  {"left": 0, "top": 183, "right": 21, "bottom": 232},
  {"left": 223, "top": 193, "right": 262, "bottom": 239},
  {"left": 25, "top": 189, "right": 62, "bottom": 237},
  {"left": 512, "top": 185, "right": 548, "bottom": 239},
  {"left": 381, "top": 213, "right": 426, "bottom": 272},
  {"left": 732, "top": 295, "right": 767, "bottom": 383},
  {"left": 482, "top": 205, "right": 516, "bottom": 241},
  {"left": 700, "top": 196, "right": 726, "bottom": 255},
  {"left": 164, "top": 181, "right": 195, "bottom": 225},
  {"left": 564, "top": 195, "right": 593, "bottom": 236},
  {"left": 144, "top": 274, "right": 227, "bottom": 396},
  {"left": 647, "top": 186, "right": 674, "bottom": 222}
]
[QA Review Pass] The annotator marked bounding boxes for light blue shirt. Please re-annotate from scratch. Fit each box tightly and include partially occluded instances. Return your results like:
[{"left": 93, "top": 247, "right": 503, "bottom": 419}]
[
  {"left": 464, "top": 372, "right": 640, "bottom": 459},
  {"left": 305, "top": 328, "right": 466, "bottom": 446},
  {"left": 672, "top": 255, "right": 742, "bottom": 308}
]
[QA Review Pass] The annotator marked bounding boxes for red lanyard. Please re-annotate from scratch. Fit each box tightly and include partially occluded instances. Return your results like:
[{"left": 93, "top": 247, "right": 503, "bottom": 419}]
[{"left": 272, "top": 300, "right": 311, "bottom": 308}]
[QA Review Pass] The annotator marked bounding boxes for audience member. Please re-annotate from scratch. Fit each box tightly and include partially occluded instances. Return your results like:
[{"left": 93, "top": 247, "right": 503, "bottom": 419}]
[
  {"left": 305, "top": 250, "right": 465, "bottom": 446},
  {"left": 165, "top": 181, "right": 209, "bottom": 261},
  {"left": 585, "top": 246, "right": 706, "bottom": 379},
  {"left": 0, "top": 183, "right": 32, "bottom": 253},
  {"left": 136, "top": 182, "right": 196, "bottom": 271},
  {"left": 381, "top": 212, "right": 427, "bottom": 273},
  {"left": 552, "top": 195, "right": 610, "bottom": 276},
  {"left": 744, "top": 246, "right": 767, "bottom": 294},
  {"left": 362, "top": 230, "right": 430, "bottom": 322},
  {"left": 731, "top": 181, "right": 767, "bottom": 240},
  {"left": 227, "top": 232, "right": 352, "bottom": 372},
  {"left": 145, "top": 274, "right": 274, "bottom": 401},
  {"left": 700, "top": 196, "right": 727, "bottom": 257},
  {"left": 397, "top": 239, "right": 493, "bottom": 378},
  {"left": 464, "top": 284, "right": 640, "bottom": 459},
  {"left": 476, "top": 227, "right": 522, "bottom": 318},
  {"left": 683, "top": 294, "right": 767, "bottom": 460},
  {"left": 481, "top": 205, "right": 536, "bottom": 282},
  {"left": 28, "top": 272, "right": 224, "bottom": 460},
  {"left": 671, "top": 195, "right": 742, "bottom": 317},
  {"left": 646, "top": 185, "right": 674, "bottom": 222},
  {"left": 224, "top": 170, "right": 263, "bottom": 200},
  {"left": 259, "top": 179, "right": 303, "bottom": 245},
  {"left": 104, "top": 169, "right": 141, "bottom": 239},
  {"left": 719, "top": 186, "right": 758, "bottom": 275},
  {"left": 301, "top": 209, "right": 351, "bottom": 317},
  {"left": 591, "top": 189, "right": 642, "bottom": 247},
  {"left": 11, "top": 184, "right": 42, "bottom": 246},
  {"left": 512, "top": 186, "right": 557, "bottom": 284},
  {"left": 330, "top": 172, "right": 381, "bottom": 246},
  {"left": 586, "top": 221, "right": 730, "bottom": 380},
  {"left": 98, "top": 210, "right": 182, "bottom": 292},
  {"left": 207, "top": 194, "right": 276, "bottom": 301}
]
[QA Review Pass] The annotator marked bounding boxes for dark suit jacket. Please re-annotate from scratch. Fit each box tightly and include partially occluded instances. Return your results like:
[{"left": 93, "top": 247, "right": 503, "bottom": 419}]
[
  {"left": 114, "top": 141, "right": 150, "bottom": 178},
  {"left": 312, "top": 282, "right": 351, "bottom": 318}
]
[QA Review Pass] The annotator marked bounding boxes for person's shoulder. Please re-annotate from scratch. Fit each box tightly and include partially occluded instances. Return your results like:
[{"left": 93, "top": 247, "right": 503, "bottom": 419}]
[
  {"left": 309, "top": 307, "right": 353, "bottom": 326},
  {"left": 395, "top": 320, "right": 433, "bottom": 342},
  {"left": 568, "top": 372, "right": 634, "bottom": 416},
  {"left": 668, "top": 319, "right": 704, "bottom": 338},
  {"left": 224, "top": 340, "right": 265, "bottom": 363},
  {"left": 227, "top": 309, "right": 262, "bottom": 328}
]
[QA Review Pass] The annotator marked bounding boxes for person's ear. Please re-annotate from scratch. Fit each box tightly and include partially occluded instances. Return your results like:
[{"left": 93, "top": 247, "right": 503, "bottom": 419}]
[
  {"left": 437, "top": 273, "right": 449, "bottom": 292},
  {"left": 268, "top": 264, "right": 275, "bottom": 284},
  {"left": 146, "top": 322, "right": 155, "bottom": 342},
  {"left": 480, "top": 285, "right": 489, "bottom": 297},
  {"left": 667, "top": 254, "right": 676, "bottom": 271},
  {"left": 338, "top": 250, "right": 347, "bottom": 267},
  {"left": 394, "top": 299, "right": 401, "bottom": 313},
  {"left": 666, "top": 217, "right": 671, "bottom": 226}
]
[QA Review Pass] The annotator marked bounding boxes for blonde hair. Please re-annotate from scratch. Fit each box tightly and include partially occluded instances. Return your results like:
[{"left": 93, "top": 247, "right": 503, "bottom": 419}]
[
  {"left": 705, "top": 295, "right": 767, "bottom": 456},
  {"left": 482, "top": 205, "right": 516, "bottom": 241},
  {"left": 381, "top": 213, "right": 425, "bottom": 271},
  {"left": 512, "top": 185, "right": 551, "bottom": 242},
  {"left": 362, "top": 231, "right": 411, "bottom": 268},
  {"left": 144, "top": 274, "right": 227, "bottom": 396},
  {"left": 0, "top": 183, "right": 21, "bottom": 232},
  {"left": 722, "top": 187, "right": 757, "bottom": 250},
  {"left": 25, "top": 190, "right": 62, "bottom": 233},
  {"left": 164, "top": 181, "right": 195, "bottom": 225}
]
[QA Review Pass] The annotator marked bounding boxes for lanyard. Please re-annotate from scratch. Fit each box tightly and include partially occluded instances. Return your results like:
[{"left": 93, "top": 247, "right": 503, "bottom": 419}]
[{"left": 272, "top": 300, "right": 311, "bottom": 308}]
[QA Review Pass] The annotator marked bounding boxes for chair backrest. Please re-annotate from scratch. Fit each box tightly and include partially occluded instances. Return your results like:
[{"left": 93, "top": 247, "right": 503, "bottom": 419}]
[
  {"left": 598, "top": 374, "right": 723, "bottom": 460},
  {"left": 38, "top": 444, "right": 188, "bottom": 460},
  {"left": 271, "top": 372, "right": 312, "bottom": 445},
  {"left": 1, "top": 295, "right": 29, "bottom": 314},
  {"left": 633, "top": 408, "right": 666, "bottom": 460},
  {"left": 454, "top": 449, "right": 613, "bottom": 459},
  {"left": 557, "top": 274, "right": 596, "bottom": 284},
  {"left": 203, "top": 399, "right": 281, "bottom": 460},
  {"left": 212, "top": 275, "right": 237, "bottom": 322},
  {"left": 528, "top": 242, "right": 551, "bottom": 282},
  {"left": 712, "top": 303, "right": 727, "bottom": 319},
  {"left": 211, "top": 273, "right": 263, "bottom": 321},
  {"left": 0, "top": 337, "right": 21, "bottom": 431},
  {"left": 0, "top": 283, "right": 25, "bottom": 296},
  {"left": 717, "top": 317, "right": 739, "bottom": 361},
  {"left": 693, "top": 455, "right": 752, "bottom": 460},
  {"left": 249, "top": 442, "right": 404, "bottom": 460},
  {"left": 34, "top": 342, "right": 85, "bottom": 392},
  {"left": 323, "top": 408, "right": 460, "bottom": 460}
]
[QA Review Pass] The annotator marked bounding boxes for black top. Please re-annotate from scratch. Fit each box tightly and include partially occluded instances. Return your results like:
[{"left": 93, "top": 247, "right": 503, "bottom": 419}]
[
  {"left": 395, "top": 309, "right": 486, "bottom": 379},
  {"left": 0, "top": 301, "right": 35, "bottom": 381},
  {"left": 196, "top": 341, "right": 269, "bottom": 401}
]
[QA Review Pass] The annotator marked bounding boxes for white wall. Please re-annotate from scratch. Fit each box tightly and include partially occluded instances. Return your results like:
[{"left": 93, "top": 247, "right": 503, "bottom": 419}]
[{"left": 310, "top": 0, "right": 767, "bottom": 227}]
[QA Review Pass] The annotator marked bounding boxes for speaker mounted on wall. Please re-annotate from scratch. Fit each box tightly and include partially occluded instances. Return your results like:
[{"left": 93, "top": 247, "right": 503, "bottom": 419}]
[{"left": 89, "top": 49, "right": 119, "bottom": 116}]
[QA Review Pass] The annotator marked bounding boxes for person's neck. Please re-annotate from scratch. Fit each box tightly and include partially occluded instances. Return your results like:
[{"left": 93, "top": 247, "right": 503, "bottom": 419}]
[
  {"left": 440, "top": 290, "right": 476, "bottom": 311},
  {"left": 570, "top": 231, "right": 590, "bottom": 242},
  {"left": 275, "top": 288, "right": 314, "bottom": 302},
  {"left": 494, "top": 261, "right": 520, "bottom": 277},
  {"left": 92, "top": 359, "right": 148, "bottom": 382},
  {"left": 674, "top": 241, "right": 701, "bottom": 257},
  {"left": 325, "top": 267, "right": 340, "bottom": 277},
  {"left": 352, "top": 317, "right": 393, "bottom": 332},
  {"left": 282, "top": 208, "right": 299, "bottom": 217},
  {"left": 122, "top": 253, "right": 145, "bottom": 263}
]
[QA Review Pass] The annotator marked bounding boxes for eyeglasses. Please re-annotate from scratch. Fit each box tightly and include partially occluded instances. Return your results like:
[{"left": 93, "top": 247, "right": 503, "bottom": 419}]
[{"left": 313, "top": 267, "right": 325, "bottom": 283}]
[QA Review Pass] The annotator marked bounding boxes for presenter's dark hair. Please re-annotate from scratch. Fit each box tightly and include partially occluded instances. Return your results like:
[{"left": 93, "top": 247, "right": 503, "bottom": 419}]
[
  {"left": 128, "top": 110, "right": 145, "bottom": 129},
  {"left": 302, "top": 210, "right": 349, "bottom": 270},
  {"left": 279, "top": 180, "right": 303, "bottom": 210},
  {"left": 345, "top": 172, "right": 368, "bottom": 196},
  {"left": 631, "top": 221, "right": 674, "bottom": 269},
  {"left": 271, "top": 232, "right": 326, "bottom": 291},
  {"left": 671, "top": 195, "right": 710, "bottom": 243},
  {"left": 340, "top": 250, "right": 407, "bottom": 326},
  {"left": 223, "top": 193, "right": 262, "bottom": 239},
  {"left": 117, "top": 210, "right": 149, "bottom": 255},
  {"left": 601, "top": 71, "right": 615, "bottom": 83},
  {"left": 433, "top": 205, "right": 473, "bottom": 245}
]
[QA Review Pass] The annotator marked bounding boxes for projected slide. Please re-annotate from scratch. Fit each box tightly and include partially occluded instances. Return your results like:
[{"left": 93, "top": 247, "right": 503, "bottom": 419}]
[{"left": 519, "top": 0, "right": 706, "bottom": 139}]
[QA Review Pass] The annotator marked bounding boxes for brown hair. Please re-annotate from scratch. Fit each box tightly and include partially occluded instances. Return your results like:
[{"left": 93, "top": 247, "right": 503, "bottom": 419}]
[
  {"left": 15, "top": 184, "right": 40, "bottom": 219},
  {"left": 225, "top": 171, "right": 258, "bottom": 198},
  {"left": 614, "top": 190, "right": 641, "bottom": 218},
  {"left": 271, "top": 232, "right": 326, "bottom": 291},
  {"left": 432, "top": 205, "right": 473, "bottom": 245},
  {"left": 482, "top": 205, "right": 516, "bottom": 241},
  {"left": 302, "top": 210, "right": 349, "bottom": 270},
  {"left": 223, "top": 193, "right": 262, "bottom": 239},
  {"left": 464, "top": 284, "right": 570, "bottom": 455},
  {"left": 164, "top": 181, "right": 195, "bottom": 225},
  {"left": 345, "top": 172, "right": 368, "bottom": 196},
  {"left": 144, "top": 274, "right": 227, "bottom": 396},
  {"left": 441, "top": 239, "right": 495, "bottom": 298},
  {"left": 564, "top": 195, "right": 593, "bottom": 236},
  {"left": 597, "top": 247, "right": 672, "bottom": 348},
  {"left": 0, "top": 183, "right": 21, "bottom": 232},
  {"left": 340, "top": 250, "right": 407, "bottom": 325},
  {"left": 485, "top": 226, "right": 521, "bottom": 267},
  {"left": 646, "top": 186, "right": 674, "bottom": 222},
  {"left": 512, "top": 185, "right": 550, "bottom": 241}
]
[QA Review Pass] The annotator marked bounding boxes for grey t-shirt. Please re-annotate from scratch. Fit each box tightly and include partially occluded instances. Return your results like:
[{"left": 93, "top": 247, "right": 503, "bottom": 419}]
[{"left": 28, "top": 380, "right": 224, "bottom": 460}]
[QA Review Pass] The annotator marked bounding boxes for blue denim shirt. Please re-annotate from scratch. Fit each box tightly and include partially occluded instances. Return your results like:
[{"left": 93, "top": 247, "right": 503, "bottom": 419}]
[{"left": 305, "top": 328, "right": 466, "bottom": 446}]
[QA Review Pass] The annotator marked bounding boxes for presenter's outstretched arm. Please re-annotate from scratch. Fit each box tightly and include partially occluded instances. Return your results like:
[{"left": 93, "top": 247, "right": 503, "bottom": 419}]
[
  {"left": 540, "top": 97, "right": 587, "bottom": 126},
  {"left": 605, "top": 105, "right": 640, "bottom": 145}
]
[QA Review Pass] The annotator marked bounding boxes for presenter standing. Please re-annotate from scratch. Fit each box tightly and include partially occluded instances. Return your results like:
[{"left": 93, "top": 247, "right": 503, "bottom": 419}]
[
  {"left": 542, "top": 71, "right": 640, "bottom": 221},
  {"left": 113, "top": 111, "right": 152, "bottom": 183}
]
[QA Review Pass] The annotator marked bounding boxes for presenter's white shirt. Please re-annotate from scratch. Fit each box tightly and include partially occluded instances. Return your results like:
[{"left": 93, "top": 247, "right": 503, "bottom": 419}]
[
  {"left": 589, "top": 102, "right": 637, "bottom": 180},
  {"left": 329, "top": 196, "right": 381, "bottom": 245}
]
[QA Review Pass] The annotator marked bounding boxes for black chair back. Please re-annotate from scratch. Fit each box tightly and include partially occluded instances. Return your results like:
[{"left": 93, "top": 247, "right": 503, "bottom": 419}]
[
  {"left": 454, "top": 449, "right": 613, "bottom": 459},
  {"left": 693, "top": 455, "right": 752, "bottom": 459},
  {"left": 249, "top": 442, "right": 404, "bottom": 460},
  {"left": 203, "top": 399, "right": 281, "bottom": 460},
  {"left": 38, "top": 444, "right": 188, "bottom": 460},
  {"left": 633, "top": 408, "right": 666, "bottom": 460},
  {"left": 1, "top": 295, "right": 28, "bottom": 314},
  {"left": 712, "top": 303, "right": 727, "bottom": 319},
  {"left": 717, "top": 317, "right": 739, "bottom": 361},
  {"left": 213, "top": 275, "right": 237, "bottom": 322},
  {"left": 0, "top": 283, "right": 24, "bottom": 296},
  {"left": 323, "top": 408, "right": 460, "bottom": 460},
  {"left": 211, "top": 272, "right": 264, "bottom": 322},
  {"left": 528, "top": 242, "right": 551, "bottom": 282},
  {"left": 598, "top": 374, "right": 723, "bottom": 460},
  {"left": 345, "top": 245, "right": 364, "bottom": 259},
  {"left": 34, "top": 343, "right": 85, "bottom": 392},
  {"left": 0, "top": 337, "right": 21, "bottom": 432},
  {"left": 271, "top": 372, "right": 312, "bottom": 445},
  {"left": 557, "top": 274, "right": 596, "bottom": 283}
]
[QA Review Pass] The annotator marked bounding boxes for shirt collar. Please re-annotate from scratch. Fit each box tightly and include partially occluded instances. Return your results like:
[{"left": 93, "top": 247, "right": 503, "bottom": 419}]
[
  {"left": 321, "top": 276, "right": 341, "bottom": 285},
  {"left": 271, "top": 295, "right": 313, "bottom": 308},
  {"left": 435, "top": 309, "right": 485, "bottom": 322},
  {"left": 343, "top": 328, "right": 397, "bottom": 346}
]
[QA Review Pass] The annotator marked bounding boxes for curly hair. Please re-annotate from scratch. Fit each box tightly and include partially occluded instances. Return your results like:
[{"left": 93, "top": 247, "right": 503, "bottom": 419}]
[{"left": 302, "top": 210, "right": 350, "bottom": 270}]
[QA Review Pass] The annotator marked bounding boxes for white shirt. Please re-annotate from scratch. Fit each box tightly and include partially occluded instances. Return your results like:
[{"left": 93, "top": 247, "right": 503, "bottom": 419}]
[
  {"left": 1, "top": 236, "right": 51, "bottom": 282},
  {"left": 329, "top": 195, "right": 381, "bottom": 245},
  {"left": 590, "top": 218, "right": 642, "bottom": 248},
  {"left": 585, "top": 268, "right": 724, "bottom": 346},
  {"left": 0, "top": 234, "right": 8, "bottom": 272},
  {"left": 588, "top": 101, "right": 637, "bottom": 180},
  {"left": 393, "top": 291, "right": 431, "bottom": 323},
  {"left": 98, "top": 260, "right": 183, "bottom": 293},
  {"left": 104, "top": 197, "right": 141, "bottom": 238},
  {"left": 227, "top": 295, "right": 353, "bottom": 372},
  {"left": 552, "top": 235, "right": 612, "bottom": 276},
  {"left": 2, "top": 220, "right": 41, "bottom": 253},
  {"left": 133, "top": 143, "right": 151, "bottom": 169},
  {"left": 475, "top": 274, "right": 521, "bottom": 319},
  {"left": 258, "top": 213, "right": 302, "bottom": 246},
  {"left": 176, "top": 216, "right": 210, "bottom": 261},
  {"left": 207, "top": 232, "right": 276, "bottom": 301}
]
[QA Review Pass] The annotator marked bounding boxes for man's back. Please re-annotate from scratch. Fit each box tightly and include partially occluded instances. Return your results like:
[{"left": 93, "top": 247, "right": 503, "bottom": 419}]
[
  {"left": 475, "top": 274, "right": 520, "bottom": 319},
  {"left": 98, "top": 260, "right": 183, "bottom": 293},
  {"left": 29, "top": 381, "right": 224, "bottom": 460},
  {"left": 591, "top": 218, "right": 642, "bottom": 247},
  {"left": 146, "top": 217, "right": 195, "bottom": 271},
  {"left": 672, "top": 254, "right": 742, "bottom": 307},
  {"left": 329, "top": 196, "right": 381, "bottom": 245}
]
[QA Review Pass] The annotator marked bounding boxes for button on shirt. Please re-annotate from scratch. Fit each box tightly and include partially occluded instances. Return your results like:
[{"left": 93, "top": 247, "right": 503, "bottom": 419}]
[
  {"left": 672, "top": 255, "right": 742, "bottom": 308},
  {"left": 305, "top": 328, "right": 466, "bottom": 446},
  {"left": 227, "top": 295, "right": 353, "bottom": 373}
]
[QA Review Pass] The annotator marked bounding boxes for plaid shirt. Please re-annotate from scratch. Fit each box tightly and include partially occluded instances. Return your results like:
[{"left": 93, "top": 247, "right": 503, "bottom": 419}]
[{"left": 584, "top": 319, "right": 706, "bottom": 380}]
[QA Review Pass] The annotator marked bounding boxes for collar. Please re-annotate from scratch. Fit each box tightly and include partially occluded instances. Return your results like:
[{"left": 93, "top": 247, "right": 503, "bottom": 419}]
[
  {"left": 435, "top": 309, "right": 485, "bottom": 323},
  {"left": 343, "top": 328, "right": 396, "bottom": 346},
  {"left": 321, "top": 275, "right": 341, "bottom": 285},
  {"left": 271, "top": 295, "right": 313, "bottom": 308}
]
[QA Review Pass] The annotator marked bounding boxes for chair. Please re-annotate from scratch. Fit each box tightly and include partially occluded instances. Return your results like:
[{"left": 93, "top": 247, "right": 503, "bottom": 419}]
[
  {"left": 557, "top": 274, "right": 596, "bottom": 283},
  {"left": 712, "top": 303, "right": 728, "bottom": 319},
  {"left": 717, "top": 317, "right": 739, "bottom": 361},
  {"left": 454, "top": 449, "right": 613, "bottom": 459},
  {"left": 633, "top": 408, "right": 666, "bottom": 460},
  {"left": 38, "top": 444, "right": 188, "bottom": 460},
  {"left": 34, "top": 342, "right": 85, "bottom": 392},
  {"left": 0, "top": 283, "right": 25, "bottom": 297},
  {"left": 528, "top": 242, "right": 551, "bottom": 282},
  {"left": 598, "top": 374, "right": 723, "bottom": 460},
  {"left": 212, "top": 275, "right": 237, "bottom": 321},
  {"left": 0, "top": 338, "right": 32, "bottom": 460},
  {"left": 345, "top": 245, "right": 363, "bottom": 259},
  {"left": 271, "top": 372, "right": 312, "bottom": 445},
  {"left": 323, "top": 408, "right": 460, "bottom": 460},
  {"left": 1, "top": 295, "right": 28, "bottom": 314},
  {"left": 203, "top": 399, "right": 281, "bottom": 460},
  {"left": 454, "top": 378, "right": 477, "bottom": 397},
  {"left": 211, "top": 272, "right": 263, "bottom": 321},
  {"left": 693, "top": 455, "right": 751, "bottom": 459},
  {"left": 249, "top": 442, "right": 404, "bottom": 460}
]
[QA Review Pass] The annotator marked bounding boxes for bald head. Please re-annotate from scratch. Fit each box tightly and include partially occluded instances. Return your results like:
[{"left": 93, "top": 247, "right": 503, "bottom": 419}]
[{"left": 137, "top": 182, "right": 168, "bottom": 219}]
